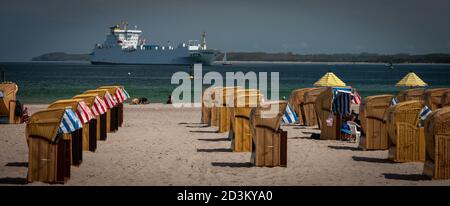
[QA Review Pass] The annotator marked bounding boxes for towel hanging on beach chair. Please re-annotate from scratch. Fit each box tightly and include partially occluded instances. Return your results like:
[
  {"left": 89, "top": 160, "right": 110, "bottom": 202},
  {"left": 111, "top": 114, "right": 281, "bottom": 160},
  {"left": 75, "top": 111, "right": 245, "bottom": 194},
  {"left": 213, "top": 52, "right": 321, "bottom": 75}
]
[
  {"left": 282, "top": 104, "right": 299, "bottom": 124},
  {"left": 351, "top": 90, "right": 361, "bottom": 105},
  {"left": 332, "top": 91, "right": 352, "bottom": 116},
  {"left": 390, "top": 97, "right": 398, "bottom": 106},
  {"left": 76, "top": 101, "right": 94, "bottom": 124},
  {"left": 114, "top": 88, "right": 127, "bottom": 103},
  {"left": 419, "top": 105, "right": 432, "bottom": 121},
  {"left": 103, "top": 92, "right": 117, "bottom": 109},
  {"left": 91, "top": 96, "right": 107, "bottom": 115},
  {"left": 58, "top": 109, "right": 83, "bottom": 134},
  {"left": 122, "top": 88, "right": 130, "bottom": 99}
]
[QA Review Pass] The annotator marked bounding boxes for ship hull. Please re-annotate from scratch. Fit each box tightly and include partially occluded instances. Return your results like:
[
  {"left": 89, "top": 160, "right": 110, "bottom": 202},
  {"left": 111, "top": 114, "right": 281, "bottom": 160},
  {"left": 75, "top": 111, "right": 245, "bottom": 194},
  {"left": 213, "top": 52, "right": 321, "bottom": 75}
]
[{"left": 90, "top": 47, "right": 219, "bottom": 66}]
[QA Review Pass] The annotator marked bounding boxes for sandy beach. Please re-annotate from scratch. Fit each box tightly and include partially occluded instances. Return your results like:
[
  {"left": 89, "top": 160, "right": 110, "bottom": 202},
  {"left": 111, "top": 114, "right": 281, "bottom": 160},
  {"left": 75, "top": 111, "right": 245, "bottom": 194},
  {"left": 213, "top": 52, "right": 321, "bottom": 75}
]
[{"left": 1, "top": 104, "right": 449, "bottom": 186}]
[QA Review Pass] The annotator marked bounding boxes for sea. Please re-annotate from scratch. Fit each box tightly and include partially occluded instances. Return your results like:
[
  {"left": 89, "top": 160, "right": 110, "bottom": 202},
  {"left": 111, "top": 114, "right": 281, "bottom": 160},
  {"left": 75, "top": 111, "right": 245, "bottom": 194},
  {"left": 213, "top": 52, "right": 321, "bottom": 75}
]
[{"left": 1, "top": 61, "right": 450, "bottom": 104}]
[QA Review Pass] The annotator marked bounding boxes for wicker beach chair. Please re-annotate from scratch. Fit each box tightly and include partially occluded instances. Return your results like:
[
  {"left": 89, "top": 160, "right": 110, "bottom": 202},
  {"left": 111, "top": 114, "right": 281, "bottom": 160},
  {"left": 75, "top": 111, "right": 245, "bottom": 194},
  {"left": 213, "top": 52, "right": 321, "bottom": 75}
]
[
  {"left": 315, "top": 87, "right": 355, "bottom": 140},
  {"left": 228, "top": 89, "right": 261, "bottom": 136},
  {"left": 385, "top": 100, "right": 425, "bottom": 162},
  {"left": 315, "top": 88, "right": 337, "bottom": 140},
  {"left": 230, "top": 93, "right": 263, "bottom": 152},
  {"left": 423, "top": 88, "right": 449, "bottom": 111},
  {"left": 288, "top": 88, "right": 313, "bottom": 125},
  {"left": 210, "top": 87, "right": 222, "bottom": 127},
  {"left": 396, "top": 88, "right": 425, "bottom": 102},
  {"left": 0, "top": 82, "right": 20, "bottom": 124},
  {"left": 201, "top": 87, "right": 214, "bottom": 125},
  {"left": 359, "top": 95, "right": 393, "bottom": 150},
  {"left": 48, "top": 99, "right": 85, "bottom": 166},
  {"left": 442, "top": 91, "right": 450, "bottom": 108},
  {"left": 303, "top": 87, "right": 327, "bottom": 126},
  {"left": 26, "top": 108, "right": 71, "bottom": 184},
  {"left": 250, "top": 100, "right": 288, "bottom": 167},
  {"left": 84, "top": 89, "right": 116, "bottom": 133},
  {"left": 217, "top": 87, "right": 240, "bottom": 133},
  {"left": 423, "top": 107, "right": 450, "bottom": 179}
]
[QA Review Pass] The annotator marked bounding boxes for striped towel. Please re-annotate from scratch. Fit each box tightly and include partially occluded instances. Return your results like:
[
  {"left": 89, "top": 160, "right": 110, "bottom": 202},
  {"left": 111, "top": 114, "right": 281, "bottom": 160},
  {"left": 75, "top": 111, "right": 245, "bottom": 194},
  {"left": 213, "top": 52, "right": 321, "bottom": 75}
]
[
  {"left": 390, "top": 97, "right": 398, "bottom": 106},
  {"left": 332, "top": 91, "right": 352, "bottom": 116},
  {"left": 91, "top": 96, "right": 107, "bottom": 115},
  {"left": 122, "top": 88, "right": 130, "bottom": 99},
  {"left": 59, "top": 109, "right": 83, "bottom": 134},
  {"left": 352, "top": 90, "right": 361, "bottom": 105},
  {"left": 76, "top": 101, "right": 94, "bottom": 124},
  {"left": 419, "top": 105, "right": 432, "bottom": 121},
  {"left": 114, "top": 88, "right": 128, "bottom": 103},
  {"left": 282, "top": 105, "right": 299, "bottom": 124},
  {"left": 104, "top": 91, "right": 117, "bottom": 109}
]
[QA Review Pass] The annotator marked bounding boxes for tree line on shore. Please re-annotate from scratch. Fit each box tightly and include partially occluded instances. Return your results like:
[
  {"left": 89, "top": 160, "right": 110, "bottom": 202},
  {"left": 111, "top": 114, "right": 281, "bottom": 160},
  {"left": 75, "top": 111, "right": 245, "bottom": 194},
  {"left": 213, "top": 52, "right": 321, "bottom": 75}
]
[
  {"left": 222, "top": 52, "right": 450, "bottom": 63},
  {"left": 32, "top": 52, "right": 450, "bottom": 63}
]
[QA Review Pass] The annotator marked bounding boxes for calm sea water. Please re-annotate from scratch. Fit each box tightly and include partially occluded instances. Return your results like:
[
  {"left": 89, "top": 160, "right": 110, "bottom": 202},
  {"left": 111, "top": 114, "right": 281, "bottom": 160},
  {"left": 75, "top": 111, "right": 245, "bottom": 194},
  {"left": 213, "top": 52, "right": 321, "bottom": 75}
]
[{"left": 1, "top": 61, "right": 450, "bottom": 104}]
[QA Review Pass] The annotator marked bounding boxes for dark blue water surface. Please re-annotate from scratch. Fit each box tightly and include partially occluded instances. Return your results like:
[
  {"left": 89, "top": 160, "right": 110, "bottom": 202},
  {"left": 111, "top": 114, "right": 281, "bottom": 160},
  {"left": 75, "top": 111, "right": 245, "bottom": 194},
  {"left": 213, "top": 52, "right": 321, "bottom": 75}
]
[{"left": 1, "top": 62, "right": 449, "bottom": 103}]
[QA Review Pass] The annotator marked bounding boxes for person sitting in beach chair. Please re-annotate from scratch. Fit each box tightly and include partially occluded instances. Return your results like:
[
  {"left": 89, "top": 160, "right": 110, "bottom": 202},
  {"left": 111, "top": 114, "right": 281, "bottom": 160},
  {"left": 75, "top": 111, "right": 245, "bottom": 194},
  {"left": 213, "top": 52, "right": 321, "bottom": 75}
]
[{"left": 341, "top": 114, "right": 361, "bottom": 142}]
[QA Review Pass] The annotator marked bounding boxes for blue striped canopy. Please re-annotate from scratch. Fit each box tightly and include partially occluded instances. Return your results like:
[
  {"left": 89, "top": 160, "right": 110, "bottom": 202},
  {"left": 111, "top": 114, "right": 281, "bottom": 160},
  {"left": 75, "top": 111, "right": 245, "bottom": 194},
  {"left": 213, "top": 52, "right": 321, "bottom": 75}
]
[{"left": 58, "top": 108, "right": 83, "bottom": 134}]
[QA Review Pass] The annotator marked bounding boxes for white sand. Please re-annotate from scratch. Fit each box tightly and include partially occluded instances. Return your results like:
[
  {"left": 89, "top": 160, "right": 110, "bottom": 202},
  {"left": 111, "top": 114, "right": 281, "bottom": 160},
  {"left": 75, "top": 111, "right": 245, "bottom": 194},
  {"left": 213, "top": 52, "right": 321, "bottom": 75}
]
[{"left": 0, "top": 104, "right": 449, "bottom": 186}]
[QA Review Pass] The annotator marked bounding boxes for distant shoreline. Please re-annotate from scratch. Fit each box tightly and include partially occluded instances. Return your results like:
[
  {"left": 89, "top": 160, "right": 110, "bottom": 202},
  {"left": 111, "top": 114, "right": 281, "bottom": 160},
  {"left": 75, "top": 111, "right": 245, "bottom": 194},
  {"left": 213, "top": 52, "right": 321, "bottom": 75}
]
[
  {"left": 218, "top": 61, "right": 450, "bottom": 65},
  {"left": 25, "top": 51, "right": 450, "bottom": 64},
  {"left": 3, "top": 60, "right": 450, "bottom": 65}
]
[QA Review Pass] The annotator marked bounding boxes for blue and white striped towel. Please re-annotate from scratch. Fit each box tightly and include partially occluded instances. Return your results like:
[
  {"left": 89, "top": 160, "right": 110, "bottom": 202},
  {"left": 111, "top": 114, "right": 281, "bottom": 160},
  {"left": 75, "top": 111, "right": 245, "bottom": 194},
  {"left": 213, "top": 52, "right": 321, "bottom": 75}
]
[
  {"left": 390, "top": 97, "right": 398, "bottom": 106},
  {"left": 58, "top": 109, "right": 83, "bottom": 134},
  {"left": 282, "top": 105, "right": 299, "bottom": 124},
  {"left": 419, "top": 105, "right": 432, "bottom": 121}
]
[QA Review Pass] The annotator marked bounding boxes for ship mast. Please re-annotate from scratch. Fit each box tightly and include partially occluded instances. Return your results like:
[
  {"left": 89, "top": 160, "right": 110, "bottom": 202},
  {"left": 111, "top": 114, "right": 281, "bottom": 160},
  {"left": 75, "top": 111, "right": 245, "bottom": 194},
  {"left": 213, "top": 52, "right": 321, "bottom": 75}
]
[{"left": 201, "top": 32, "right": 207, "bottom": 50}]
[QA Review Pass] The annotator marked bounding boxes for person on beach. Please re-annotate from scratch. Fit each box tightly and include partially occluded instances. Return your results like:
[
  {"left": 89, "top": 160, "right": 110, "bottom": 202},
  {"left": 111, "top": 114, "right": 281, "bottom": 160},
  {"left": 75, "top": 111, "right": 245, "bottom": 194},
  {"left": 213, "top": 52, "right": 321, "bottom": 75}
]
[{"left": 166, "top": 95, "right": 172, "bottom": 104}]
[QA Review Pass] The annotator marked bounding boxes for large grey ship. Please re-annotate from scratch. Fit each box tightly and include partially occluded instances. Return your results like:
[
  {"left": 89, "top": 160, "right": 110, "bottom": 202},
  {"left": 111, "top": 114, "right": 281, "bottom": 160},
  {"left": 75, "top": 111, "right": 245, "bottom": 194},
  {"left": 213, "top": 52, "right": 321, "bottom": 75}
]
[{"left": 91, "top": 23, "right": 219, "bottom": 65}]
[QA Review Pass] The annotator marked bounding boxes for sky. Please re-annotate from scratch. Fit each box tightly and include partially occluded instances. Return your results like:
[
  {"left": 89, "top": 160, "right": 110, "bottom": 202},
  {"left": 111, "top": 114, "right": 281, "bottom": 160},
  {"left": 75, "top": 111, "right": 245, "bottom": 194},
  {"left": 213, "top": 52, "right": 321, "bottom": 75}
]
[{"left": 1, "top": 0, "right": 450, "bottom": 61}]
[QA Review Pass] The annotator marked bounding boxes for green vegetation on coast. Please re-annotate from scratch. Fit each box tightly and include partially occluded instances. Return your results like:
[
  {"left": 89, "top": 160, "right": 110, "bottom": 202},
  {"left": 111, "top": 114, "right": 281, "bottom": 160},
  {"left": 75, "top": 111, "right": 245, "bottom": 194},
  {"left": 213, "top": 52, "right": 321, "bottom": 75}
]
[{"left": 32, "top": 52, "right": 450, "bottom": 63}]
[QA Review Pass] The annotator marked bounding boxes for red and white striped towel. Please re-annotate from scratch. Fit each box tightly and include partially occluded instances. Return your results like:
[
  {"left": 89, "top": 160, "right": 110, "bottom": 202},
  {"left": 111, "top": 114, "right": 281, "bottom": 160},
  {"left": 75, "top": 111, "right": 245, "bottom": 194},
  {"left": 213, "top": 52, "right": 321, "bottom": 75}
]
[
  {"left": 352, "top": 91, "right": 361, "bottom": 105},
  {"left": 114, "top": 88, "right": 127, "bottom": 103},
  {"left": 104, "top": 91, "right": 117, "bottom": 109},
  {"left": 92, "top": 96, "right": 107, "bottom": 115},
  {"left": 76, "top": 101, "right": 94, "bottom": 124}
]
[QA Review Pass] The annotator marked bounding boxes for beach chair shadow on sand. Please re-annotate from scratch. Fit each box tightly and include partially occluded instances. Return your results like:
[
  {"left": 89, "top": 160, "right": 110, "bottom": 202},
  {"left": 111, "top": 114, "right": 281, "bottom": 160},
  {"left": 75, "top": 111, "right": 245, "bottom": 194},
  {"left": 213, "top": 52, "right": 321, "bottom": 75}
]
[
  {"left": 5, "top": 162, "right": 28, "bottom": 167},
  {"left": 197, "top": 137, "right": 229, "bottom": 142},
  {"left": 211, "top": 162, "right": 253, "bottom": 168},
  {"left": 189, "top": 130, "right": 217, "bottom": 133},
  {"left": 328, "top": 145, "right": 362, "bottom": 151},
  {"left": 197, "top": 148, "right": 233, "bottom": 152},
  {"left": 0, "top": 177, "right": 28, "bottom": 185},
  {"left": 351, "top": 156, "right": 393, "bottom": 164},
  {"left": 382, "top": 173, "right": 431, "bottom": 181}
]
